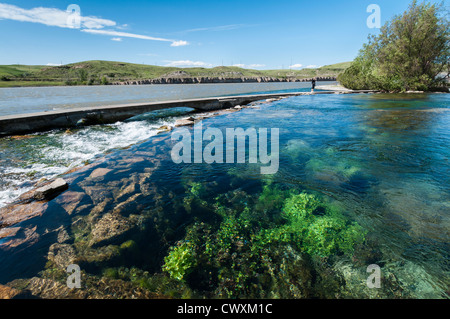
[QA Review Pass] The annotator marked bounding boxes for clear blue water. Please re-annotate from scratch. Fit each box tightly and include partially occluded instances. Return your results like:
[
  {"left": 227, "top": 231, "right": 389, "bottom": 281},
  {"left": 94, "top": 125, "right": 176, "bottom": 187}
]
[
  {"left": 0, "top": 82, "right": 324, "bottom": 116},
  {"left": 0, "top": 92, "right": 448, "bottom": 298}
]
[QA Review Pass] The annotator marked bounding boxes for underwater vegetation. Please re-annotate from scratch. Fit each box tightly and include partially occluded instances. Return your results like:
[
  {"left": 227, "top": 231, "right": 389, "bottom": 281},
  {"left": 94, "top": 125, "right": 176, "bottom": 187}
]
[
  {"left": 160, "top": 180, "right": 368, "bottom": 298},
  {"left": 26, "top": 148, "right": 437, "bottom": 299},
  {"left": 163, "top": 241, "right": 197, "bottom": 281}
]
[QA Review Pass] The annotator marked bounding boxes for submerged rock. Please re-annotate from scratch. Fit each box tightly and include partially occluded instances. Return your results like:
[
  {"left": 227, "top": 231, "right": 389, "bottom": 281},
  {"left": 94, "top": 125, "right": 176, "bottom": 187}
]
[
  {"left": 0, "top": 201, "right": 49, "bottom": 229},
  {"left": 89, "top": 168, "right": 113, "bottom": 179},
  {"left": 55, "top": 191, "right": 86, "bottom": 215},
  {"left": 47, "top": 243, "right": 77, "bottom": 270},
  {"left": 6, "top": 275, "right": 164, "bottom": 299},
  {"left": 0, "top": 284, "right": 30, "bottom": 299},
  {"left": 89, "top": 212, "right": 135, "bottom": 247}
]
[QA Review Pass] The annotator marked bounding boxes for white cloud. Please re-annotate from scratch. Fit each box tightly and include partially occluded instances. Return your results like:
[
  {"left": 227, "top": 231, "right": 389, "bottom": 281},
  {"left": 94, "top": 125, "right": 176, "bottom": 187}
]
[
  {"left": 305, "top": 65, "right": 320, "bottom": 69},
  {"left": 0, "top": 3, "right": 115, "bottom": 29},
  {"left": 181, "top": 24, "right": 248, "bottom": 33},
  {"left": 170, "top": 40, "right": 189, "bottom": 47},
  {"left": 46, "top": 63, "right": 62, "bottom": 66},
  {"left": 233, "top": 63, "right": 266, "bottom": 69},
  {"left": 164, "top": 60, "right": 212, "bottom": 67},
  {"left": 0, "top": 3, "right": 188, "bottom": 47},
  {"left": 289, "top": 64, "right": 303, "bottom": 69},
  {"left": 81, "top": 29, "right": 172, "bottom": 42},
  {"left": 81, "top": 29, "right": 188, "bottom": 47},
  {"left": 116, "top": 23, "right": 129, "bottom": 30},
  {"left": 111, "top": 37, "right": 122, "bottom": 42}
]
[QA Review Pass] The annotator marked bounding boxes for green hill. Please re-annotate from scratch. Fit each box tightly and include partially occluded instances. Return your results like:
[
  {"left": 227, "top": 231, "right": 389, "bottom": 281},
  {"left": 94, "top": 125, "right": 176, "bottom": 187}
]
[{"left": 0, "top": 60, "right": 352, "bottom": 87}]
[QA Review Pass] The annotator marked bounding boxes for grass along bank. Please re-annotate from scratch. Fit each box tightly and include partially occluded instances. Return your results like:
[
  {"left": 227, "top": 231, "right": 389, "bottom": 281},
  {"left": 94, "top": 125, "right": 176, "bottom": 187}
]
[{"left": 0, "top": 61, "right": 351, "bottom": 88}]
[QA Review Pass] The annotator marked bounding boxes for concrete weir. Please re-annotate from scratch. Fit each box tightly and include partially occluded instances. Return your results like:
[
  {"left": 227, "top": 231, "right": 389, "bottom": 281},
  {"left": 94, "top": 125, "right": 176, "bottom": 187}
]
[{"left": 0, "top": 90, "right": 375, "bottom": 136}]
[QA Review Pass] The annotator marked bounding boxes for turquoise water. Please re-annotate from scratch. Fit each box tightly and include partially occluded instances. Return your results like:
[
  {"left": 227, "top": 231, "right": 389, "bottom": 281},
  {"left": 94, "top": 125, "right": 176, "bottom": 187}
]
[{"left": 0, "top": 92, "right": 448, "bottom": 298}]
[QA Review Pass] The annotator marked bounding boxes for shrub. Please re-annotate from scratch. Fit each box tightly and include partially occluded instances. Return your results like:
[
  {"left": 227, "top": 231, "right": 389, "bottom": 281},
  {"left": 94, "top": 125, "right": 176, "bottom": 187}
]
[{"left": 339, "top": 0, "right": 449, "bottom": 92}]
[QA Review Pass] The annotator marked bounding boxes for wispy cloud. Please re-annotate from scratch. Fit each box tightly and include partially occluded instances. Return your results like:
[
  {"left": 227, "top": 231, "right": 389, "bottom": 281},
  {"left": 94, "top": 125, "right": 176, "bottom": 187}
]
[
  {"left": 180, "top": 24, "right": 249, "bottom": 34},
  {"left": 0, "top": 3, "right": 115, "bottom": 29},
  {"left": 164, "top": 60, "right": 212, "bottom": 67},
  {"left": 0, "top": 3, "right": 188, "bottom": 47},
  {"left": 81, "top": 29, "right": 169, "bottom": 42},
  {"left": 81, "top": 29, "right": 188, "bottom": 46},
  {"left": 111, "top": 37, "right": 122, "bottom": 42}
]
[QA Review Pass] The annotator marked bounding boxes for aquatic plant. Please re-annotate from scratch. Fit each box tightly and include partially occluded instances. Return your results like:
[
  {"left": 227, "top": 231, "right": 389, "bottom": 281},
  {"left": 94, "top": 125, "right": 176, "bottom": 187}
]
[
  {"left": 255, "top": 184, "right": 290, "bottom": 214},
  {"left": 182, "top": 181, "right": 209, "bottom": 213},
  {"left": 256, "top": 191, "right": 366, "bottom": 257},
  {"left": 161, "top": 184, "right": 367, "bottom": 297},
  {"left": 162, "top": 241, "right": 197, "bottom": 281},
  {"left": 283, "top": 192, "right": 321, "bottom": 220}
]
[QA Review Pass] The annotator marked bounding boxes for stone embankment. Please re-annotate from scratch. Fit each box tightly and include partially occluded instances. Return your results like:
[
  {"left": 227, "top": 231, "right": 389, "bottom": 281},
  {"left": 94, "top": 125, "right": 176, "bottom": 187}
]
[{"left": 112, "top": 76, "right": 336, "bottom": 85}]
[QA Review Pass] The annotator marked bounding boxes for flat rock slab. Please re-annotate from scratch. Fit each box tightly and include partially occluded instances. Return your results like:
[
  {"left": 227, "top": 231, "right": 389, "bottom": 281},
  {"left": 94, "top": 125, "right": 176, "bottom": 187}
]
[
  {"left": 174, "top": 119, "right": 195, "bottom": 127},
  {"left": 33, "top": 178, "right": 68, "bottom": 201},
  {"left": 0, "top": 202, "right": 49, "bottom": 228}
]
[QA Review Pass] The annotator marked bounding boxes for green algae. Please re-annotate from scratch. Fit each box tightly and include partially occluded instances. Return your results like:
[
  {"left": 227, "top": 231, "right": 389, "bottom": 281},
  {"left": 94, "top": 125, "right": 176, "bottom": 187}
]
[
  {"left": 160, "top": 183, "right": 367, "bottom": 297},
  {"left": 256, "top": 191, "right": 366, "bottom": 257},
  {"left": 163, "top": 241, "right": 197, "bottom": 281}
]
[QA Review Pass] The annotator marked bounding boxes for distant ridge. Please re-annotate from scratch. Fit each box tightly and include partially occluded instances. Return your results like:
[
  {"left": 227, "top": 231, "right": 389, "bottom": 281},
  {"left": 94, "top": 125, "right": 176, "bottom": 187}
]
[{"left": 0, "top": 60, "right": 352, "bottom": 87}]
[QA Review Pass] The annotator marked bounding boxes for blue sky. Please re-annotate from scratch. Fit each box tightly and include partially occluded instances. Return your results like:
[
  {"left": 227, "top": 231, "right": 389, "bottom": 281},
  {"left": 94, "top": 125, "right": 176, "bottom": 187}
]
[{"left": 0, "top": 0, "right": 444, "bottom": 69}]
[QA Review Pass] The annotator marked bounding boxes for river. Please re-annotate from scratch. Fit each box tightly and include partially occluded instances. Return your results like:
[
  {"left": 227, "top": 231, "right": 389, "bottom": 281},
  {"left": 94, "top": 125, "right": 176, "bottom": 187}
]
[{"left": 0, "top": 89, "right": 448, "bottom": 299}]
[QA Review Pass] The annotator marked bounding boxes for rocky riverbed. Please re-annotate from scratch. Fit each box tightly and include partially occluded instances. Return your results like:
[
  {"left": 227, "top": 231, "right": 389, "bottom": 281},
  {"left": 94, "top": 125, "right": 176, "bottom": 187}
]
[{"left": 0, "top": 93, "right": 448, "bottom": 299}]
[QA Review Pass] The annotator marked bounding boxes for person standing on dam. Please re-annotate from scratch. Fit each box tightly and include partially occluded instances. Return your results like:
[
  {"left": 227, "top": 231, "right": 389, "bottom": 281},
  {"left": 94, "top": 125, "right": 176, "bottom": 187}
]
[{"left": 311, "top": 78, "right": 316, "bottom": 92}]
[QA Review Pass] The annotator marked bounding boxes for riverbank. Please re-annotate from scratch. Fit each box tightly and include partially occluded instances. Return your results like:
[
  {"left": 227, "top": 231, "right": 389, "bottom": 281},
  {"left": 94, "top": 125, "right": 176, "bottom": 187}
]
[
  {"left": 0, "top": 60, "right": 349, "bottom": 88},
  {"left": 111, "top": 76, "right": 336, "bottom": 86},
  {"left": 0, "top": 76, "right": 336, "bottom": 88}
]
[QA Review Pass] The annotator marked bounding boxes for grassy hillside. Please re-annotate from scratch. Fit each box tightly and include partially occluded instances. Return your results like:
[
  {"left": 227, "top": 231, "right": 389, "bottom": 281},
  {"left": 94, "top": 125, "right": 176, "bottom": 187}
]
[{"left": 0, "top": 60, "right": 352, "bottom": 87}]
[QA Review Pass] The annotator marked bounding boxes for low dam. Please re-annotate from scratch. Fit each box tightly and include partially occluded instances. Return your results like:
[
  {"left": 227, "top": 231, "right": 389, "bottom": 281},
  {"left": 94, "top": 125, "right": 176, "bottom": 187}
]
[{"left": 0, "top": 89, "right": 374, "bottom": 136}]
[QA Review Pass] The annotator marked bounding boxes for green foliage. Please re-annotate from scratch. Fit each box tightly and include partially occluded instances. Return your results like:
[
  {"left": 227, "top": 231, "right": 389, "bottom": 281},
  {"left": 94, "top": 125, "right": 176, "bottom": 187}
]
[
  {"left": 78, "top": 69, "right": 88, "bottom": 83},
  {"left": 339, "top": 0, "right": 449, "bottom": 92},
  {"left": 100, "top": 75, "right": 109, "bottom": 85},
  {"left": 162, "top": 241, "right": 197, "bottom": 281}
]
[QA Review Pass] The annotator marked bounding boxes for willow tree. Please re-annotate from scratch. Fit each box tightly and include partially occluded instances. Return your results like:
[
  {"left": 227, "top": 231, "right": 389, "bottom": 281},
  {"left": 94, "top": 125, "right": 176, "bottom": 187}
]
[{"left": 339, "top": 1, "right": 449, "bottom": 92}]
